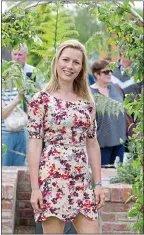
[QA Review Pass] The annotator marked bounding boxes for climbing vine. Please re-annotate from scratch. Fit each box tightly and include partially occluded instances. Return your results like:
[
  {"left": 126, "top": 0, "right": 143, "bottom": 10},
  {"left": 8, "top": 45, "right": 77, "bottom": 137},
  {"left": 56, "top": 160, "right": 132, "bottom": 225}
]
[{"left": 2, "top": 1, "right": 143, "bottom": 233}]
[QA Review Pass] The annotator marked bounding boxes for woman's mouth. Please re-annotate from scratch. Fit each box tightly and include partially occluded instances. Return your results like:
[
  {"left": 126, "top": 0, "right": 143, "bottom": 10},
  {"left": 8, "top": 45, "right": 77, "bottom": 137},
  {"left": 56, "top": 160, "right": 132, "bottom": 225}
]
[{"left": 63, "top": 70, "right": 73, "bottom": 76}]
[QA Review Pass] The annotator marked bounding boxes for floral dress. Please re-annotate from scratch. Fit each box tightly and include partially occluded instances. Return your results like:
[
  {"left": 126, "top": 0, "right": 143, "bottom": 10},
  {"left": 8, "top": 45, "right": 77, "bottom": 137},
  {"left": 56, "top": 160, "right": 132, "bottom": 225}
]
[{"left": 27, "top": 91, "right": 98, "bottom": 222}]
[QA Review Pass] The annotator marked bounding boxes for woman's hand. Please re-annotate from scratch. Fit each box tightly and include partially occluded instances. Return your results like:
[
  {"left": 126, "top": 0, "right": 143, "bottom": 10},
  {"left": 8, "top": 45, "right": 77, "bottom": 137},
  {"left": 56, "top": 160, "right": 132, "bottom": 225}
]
[
  {"left": 94, "top": 185, "right": 105, "bottom": 210},
  {"left": 30, "top": 189, "right": 44, "bottom": 212},
  {"left": 17, "top": 89, "right": 26, "bottom": 101}
]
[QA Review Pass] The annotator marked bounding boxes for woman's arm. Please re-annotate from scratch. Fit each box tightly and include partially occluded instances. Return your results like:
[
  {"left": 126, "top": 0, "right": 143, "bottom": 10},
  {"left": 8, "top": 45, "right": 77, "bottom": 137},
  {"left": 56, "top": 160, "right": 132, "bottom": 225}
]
[
  {"left": 86, "top": 137, "right": 101, "bottom": 183},
  {"left": 86, "top": 137, "right": 104, "bottom": 210},
  {"left": 28, "top": 138, "right": 43, "bottom": 212},
  {"left": 2, "top": 94, "right": 23, "bottom": 119},
  {"left": 28, "top": 138, "right": 42, "bottom": 189}
]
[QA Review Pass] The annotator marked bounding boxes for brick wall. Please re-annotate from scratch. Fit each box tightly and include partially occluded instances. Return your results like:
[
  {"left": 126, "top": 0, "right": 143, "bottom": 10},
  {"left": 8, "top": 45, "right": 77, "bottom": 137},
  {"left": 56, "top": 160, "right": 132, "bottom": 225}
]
[
  {"left": 2, "top": 167, "right": 136, "bottom": 234},
  {"left": 2, "top": 167, "right": 18, "bottom": 234},
  {"left": 16, "top": 168, "right": 35, "bottom": 227}
]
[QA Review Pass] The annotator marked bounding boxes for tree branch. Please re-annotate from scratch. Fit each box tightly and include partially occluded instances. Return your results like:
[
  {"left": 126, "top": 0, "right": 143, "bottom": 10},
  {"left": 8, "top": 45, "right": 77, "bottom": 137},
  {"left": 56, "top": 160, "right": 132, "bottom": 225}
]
[
  {"left": 2, "top": 0, "right": 28, "bottom": 15},
  {"left": 115, "top": 1, "right": 143, "bottom": 24},
  {"left": 23, "top": 1, "right": 53, "bottom": 11},
  {"left": 23, "top": 0, "right": 78, "bottom": 10}
]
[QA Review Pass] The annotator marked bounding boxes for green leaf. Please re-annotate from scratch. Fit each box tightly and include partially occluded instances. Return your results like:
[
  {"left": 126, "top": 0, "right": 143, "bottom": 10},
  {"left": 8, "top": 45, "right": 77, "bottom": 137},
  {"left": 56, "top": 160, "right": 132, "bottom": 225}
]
[{"left": 128, "top": 207, "right": 138, "bottom": 217}]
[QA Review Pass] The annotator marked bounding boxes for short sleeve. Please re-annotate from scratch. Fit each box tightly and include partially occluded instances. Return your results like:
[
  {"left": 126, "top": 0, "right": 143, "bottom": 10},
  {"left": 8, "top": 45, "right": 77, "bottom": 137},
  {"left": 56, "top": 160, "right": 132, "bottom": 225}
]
[
  {"left": 87, "top": 103, "right": 97, "bottom": 139},
  {"left": 27, "top": 92, "right": 47, "bottom": 139}
]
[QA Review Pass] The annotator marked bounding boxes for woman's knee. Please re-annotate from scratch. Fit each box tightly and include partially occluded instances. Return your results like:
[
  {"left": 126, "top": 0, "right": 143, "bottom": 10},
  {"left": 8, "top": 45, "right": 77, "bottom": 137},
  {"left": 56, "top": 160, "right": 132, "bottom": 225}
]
[{"left": 73, "top": 213, "right": 99, "bottom": 234}]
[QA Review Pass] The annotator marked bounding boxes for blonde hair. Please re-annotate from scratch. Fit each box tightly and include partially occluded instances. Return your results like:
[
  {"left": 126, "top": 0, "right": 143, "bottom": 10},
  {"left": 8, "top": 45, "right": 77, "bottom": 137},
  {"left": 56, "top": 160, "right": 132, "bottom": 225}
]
[
  {"left": 12, "top": 44, "right": 28, "bottom": 54},
  {"left": 44, "top": 39, "right": 93, "bottom": 102}
]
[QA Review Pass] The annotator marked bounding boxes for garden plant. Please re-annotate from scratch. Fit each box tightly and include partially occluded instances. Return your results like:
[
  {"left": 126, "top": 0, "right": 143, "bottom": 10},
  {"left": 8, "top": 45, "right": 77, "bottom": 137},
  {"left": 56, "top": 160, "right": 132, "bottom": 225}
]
[{"left": 2, "top": 0, "right": 143, "bottom": 233}]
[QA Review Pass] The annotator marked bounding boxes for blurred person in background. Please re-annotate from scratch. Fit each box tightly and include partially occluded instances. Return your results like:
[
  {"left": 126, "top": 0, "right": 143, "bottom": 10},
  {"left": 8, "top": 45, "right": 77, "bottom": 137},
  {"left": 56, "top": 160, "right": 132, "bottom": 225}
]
[
  {"left": 111, "top": 48, "right": 142, "bottom": 151},
  {"left": 2, "top": 44, "right": 37, "bottom": 166},
  {"left": 12, "top": 44, "right": 36, "bottom": 82},
  {"left": 90, "top": 59, "right": 126, "bottom": 167},
  {"left": 111, "top": 48, "right": 141, "bottom": 96},
  {"left": 2, "top": 88, "right": 27, "bottom": 166}
]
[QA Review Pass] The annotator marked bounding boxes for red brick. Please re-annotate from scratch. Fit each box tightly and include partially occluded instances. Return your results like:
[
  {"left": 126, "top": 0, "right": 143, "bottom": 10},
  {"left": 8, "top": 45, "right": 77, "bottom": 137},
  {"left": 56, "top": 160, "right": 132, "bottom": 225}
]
[
  {"left": 2, "top": 200, "right": 13, "bottom": 209},
  {"left": 102, "top": 202, "right": 131, "bottom": 213},
  {"left": 3, "top": 184, "right": 16, "bottom": 199},
  {"left": 117, "top": 213, "right": 137, "bottom": 222},
  {"left": 101, "top": 213, "right": 116, "bottom": 221},
  {"left": 18, "top": 170, "right": 26, "bottom": 181},
  {"left": 25, "top": 171, "right": 30, "bottom": 181},
  {"left": 103, "top": 188, "right": 110, "bottom": 201},
  {"left": 18, "top": 201, "right": 32, "bottom": 209},
  {"left": 2, "top": 185, "right": 4, "bottom": 198},
  {"left": 19, "top": 210, "right": 34, "bottom": 217},
  {"left": 2, "top": 210, "right": 12, "bottom": 219},
  {"left": 19, "top": 218, "right": 35, "bottom": 226},
  {"left": 111, "top": 188, "right": 122, "bottom": 202},
  {"left": 2, "top": 172, "right": 17, "bottom": 179},
  {"left": 122, "top": 187, "right": 132, "bottom": 202},
  {"left": 18, "top": 170, "right": 30, "bottom": 182},
  {"left": 2, "top": 219, "right": 13, "bottom": 233},
  {"left": 2, "top": 167, "right": 136, "bottom": 233},
  {"left": 17, "top": 183, "right": 31, "bottom": 192},
  {"left": 2, "top": 166, "right": 19, "bottom": 171},
  {"left": 17, "top": 192, "right": 31, "bottom": 200},
  {"left": 102, "top": 223, "right": 130, "bottom": 232}
]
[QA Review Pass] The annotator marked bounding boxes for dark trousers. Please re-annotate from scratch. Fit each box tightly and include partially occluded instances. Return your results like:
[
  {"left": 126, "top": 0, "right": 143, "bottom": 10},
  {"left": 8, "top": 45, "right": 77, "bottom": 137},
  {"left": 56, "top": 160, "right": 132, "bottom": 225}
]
[{"left": 100, "top": 144, "right": 125, "bottom": 166}]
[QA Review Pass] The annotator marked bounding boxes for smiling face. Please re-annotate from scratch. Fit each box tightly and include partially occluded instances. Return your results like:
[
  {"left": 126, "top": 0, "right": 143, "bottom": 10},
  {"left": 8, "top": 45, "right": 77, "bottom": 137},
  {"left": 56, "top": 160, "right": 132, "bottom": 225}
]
[{"left": 56, "top": 47, "right": 83, "bottom": 84}]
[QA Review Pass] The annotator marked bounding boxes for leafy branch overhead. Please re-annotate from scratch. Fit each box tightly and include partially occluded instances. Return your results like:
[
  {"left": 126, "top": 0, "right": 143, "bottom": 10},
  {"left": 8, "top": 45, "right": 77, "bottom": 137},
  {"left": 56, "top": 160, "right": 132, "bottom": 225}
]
[
  {"left": 94, "top": 93, "right": 124, "bottom": 117},
  {"left": 30, "top": 3, "right": 79, "bottom": 58},
  {"left": 2, "top": 9, "right": 38, "bottom": 48}
]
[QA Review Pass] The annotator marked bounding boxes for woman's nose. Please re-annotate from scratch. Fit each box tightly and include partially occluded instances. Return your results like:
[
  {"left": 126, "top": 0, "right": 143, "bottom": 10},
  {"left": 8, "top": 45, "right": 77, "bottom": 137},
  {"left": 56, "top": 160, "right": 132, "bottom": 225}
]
[{"left": 67, "top": 61, "right": 73, "bottom": 68}]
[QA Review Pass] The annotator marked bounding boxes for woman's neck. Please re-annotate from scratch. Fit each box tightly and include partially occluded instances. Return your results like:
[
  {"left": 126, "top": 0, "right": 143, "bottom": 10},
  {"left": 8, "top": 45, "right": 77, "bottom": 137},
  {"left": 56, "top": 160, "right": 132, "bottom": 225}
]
[
  {"left": 96, "top": 81, "right": 109, "bottom": 89},
  {"left": 58, "top": 80, "right": 74, "bottom": 94},
  {"left": 94, "top": 81, "right": 109, "bottom": 97}
]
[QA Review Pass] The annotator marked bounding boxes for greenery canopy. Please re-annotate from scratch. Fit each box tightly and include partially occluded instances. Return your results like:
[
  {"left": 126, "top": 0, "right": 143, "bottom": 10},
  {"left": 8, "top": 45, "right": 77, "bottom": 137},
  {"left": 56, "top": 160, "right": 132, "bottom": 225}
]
[{"left": 2, "top": 1, "right": 143, "bottom": 233}]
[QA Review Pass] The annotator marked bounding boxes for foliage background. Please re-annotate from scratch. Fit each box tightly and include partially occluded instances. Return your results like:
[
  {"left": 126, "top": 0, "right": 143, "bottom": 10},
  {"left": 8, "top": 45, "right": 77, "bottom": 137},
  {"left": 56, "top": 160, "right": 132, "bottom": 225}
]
[{"left": 2, "top": 0, "right": 143, "bottom": 233}]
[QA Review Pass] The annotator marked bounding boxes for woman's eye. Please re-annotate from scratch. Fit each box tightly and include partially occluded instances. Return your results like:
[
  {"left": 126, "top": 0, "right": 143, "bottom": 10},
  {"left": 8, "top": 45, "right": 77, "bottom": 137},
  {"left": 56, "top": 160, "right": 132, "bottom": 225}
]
[{"left": 63, "top": 58, "right": 68, "bottom": 61}]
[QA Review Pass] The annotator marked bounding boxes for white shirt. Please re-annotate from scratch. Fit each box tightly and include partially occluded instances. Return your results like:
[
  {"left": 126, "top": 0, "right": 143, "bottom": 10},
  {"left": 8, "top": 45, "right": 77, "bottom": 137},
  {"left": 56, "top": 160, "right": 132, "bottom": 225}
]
[
  {"left": 23, "top": 63, "right": 36, "bottom": 76},
  {"left": 111, "top": 74, "right": 135, "bottom": 89}
]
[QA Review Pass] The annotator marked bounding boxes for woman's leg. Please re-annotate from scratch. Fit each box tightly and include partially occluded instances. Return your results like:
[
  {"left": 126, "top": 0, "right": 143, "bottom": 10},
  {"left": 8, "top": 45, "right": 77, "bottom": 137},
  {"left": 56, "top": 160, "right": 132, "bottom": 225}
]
[
  {"left": 42, "top": 216, "right": 65, "bottom": 234},
  {"left": 72, "top": 213, "right": 99, "bottom": 234}
]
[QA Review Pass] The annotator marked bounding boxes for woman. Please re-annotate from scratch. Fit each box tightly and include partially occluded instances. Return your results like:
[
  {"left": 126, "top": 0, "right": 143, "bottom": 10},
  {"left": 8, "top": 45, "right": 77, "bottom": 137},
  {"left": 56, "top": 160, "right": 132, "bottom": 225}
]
[
  {"left": 27, "top": 40, "right": 104, "bottom": 234},
  {"left": 2, "top": 88, "right": 27, "bottom": 166},
  {"left": 90, "top": 59, "right": 126, "bottom": 166}
]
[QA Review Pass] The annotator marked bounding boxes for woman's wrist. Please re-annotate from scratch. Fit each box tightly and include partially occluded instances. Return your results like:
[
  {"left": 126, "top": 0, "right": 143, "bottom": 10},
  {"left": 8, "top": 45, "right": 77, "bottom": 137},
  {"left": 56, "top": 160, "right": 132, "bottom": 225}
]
[
  {"left": 15, "top": 95, "right": 23, "bottom": 102},
  {"left": 93, "top": 181, "right": 102, "bottom": 190},
  {"left": 32, "top": 188, "right": 40, "bottom": 191}
]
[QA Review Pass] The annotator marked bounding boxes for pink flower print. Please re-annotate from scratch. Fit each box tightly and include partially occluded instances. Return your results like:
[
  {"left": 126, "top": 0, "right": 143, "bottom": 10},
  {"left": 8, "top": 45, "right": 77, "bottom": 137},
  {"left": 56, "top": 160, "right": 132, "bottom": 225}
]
[
  {"left": 56, "top": 193, "right": 63, "bottom": 199},
  {"left": 45, "top": 202, "right": 51, "bottom": 208},
  {"left": 61, "top": 127, "right": 67, "bottom": 134},
  {"left": 83, "top": 200, "right": 91, "bottom": 209},
  {"left": 42, "top": 97, "right": 49, "bottom": 103}
]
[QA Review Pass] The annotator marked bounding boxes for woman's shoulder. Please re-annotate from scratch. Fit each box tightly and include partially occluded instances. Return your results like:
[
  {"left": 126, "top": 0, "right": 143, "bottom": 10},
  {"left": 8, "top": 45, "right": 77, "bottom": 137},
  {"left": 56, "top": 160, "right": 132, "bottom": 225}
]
[
  {"left": 86, "top": 99, "right": 96, "bottom": 114},
  {"left": 30, "top": 91, "right": 50, "bottom": 104}
]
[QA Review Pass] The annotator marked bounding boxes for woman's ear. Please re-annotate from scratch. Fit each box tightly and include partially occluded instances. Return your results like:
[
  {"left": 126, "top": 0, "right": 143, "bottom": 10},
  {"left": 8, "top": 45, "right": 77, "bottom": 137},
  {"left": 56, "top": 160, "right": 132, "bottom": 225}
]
[{"left": 94, "top": 72, "right": 98, "bottom": 80}]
